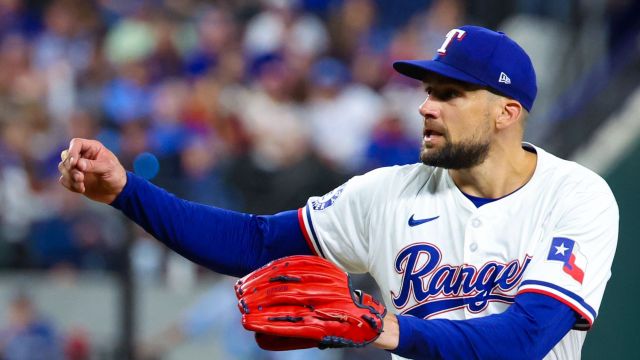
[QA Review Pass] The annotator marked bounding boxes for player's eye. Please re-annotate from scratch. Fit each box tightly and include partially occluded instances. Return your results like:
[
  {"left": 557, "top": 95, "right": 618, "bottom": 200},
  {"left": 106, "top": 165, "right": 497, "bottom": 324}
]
[
  {"left": 428, "top": 88, "right": 459, "bottom": 101},
  {"left": 439, "top": 89, "right": 459, "bottom": 100}
]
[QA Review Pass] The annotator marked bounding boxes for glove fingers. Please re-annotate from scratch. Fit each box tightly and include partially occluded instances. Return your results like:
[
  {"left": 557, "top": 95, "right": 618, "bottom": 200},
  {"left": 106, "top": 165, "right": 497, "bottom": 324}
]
[
  {"left": 241, "top": 270, "right": 346, "bottom": 290},
  {"left": 242, "top": 308, "right": 382, "bottom": 343},
  {"left": 236, "top": 269, "right": 346, "bottom": 299},
  {"left": 242, "top": 310, "right": 337, "bottom": 339},
  {"left": 239, "top": 293, "right": 351, "bottom": 314},
  {"left": 239, "top": 279, "right": 352, "bottom": 306},
  {"left": 235, "top": 256, "right": 345, "bottom": 286},
  {"left": 234, "top": 255, "right": 387, "bottom": 350},
  {"left": 236, "top": 256, "right": 336, "bottom": 284},
  {"left": 241, "top": 308, "right": 320, "bottom": 338}
]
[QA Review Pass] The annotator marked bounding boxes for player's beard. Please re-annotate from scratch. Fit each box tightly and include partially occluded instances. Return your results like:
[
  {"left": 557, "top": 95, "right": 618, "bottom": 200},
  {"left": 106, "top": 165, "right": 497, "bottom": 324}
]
[{"left": 420, "top": 128, "right": 491, "bottom": 169}]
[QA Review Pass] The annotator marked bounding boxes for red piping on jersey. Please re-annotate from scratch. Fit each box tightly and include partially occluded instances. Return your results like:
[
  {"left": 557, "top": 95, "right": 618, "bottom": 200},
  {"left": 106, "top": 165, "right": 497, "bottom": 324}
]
[
  {"left": 298, "top": 208, "right": 319, "bottom": 256},
  {"left": 518, "top": 289, "right": 593, "bottom": 330}
]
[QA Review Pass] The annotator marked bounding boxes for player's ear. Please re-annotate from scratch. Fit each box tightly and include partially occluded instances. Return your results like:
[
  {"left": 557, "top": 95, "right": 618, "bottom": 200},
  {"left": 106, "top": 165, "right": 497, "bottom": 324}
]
[{"left": 495, "top": 97, "right": 523, "bottom": 130}]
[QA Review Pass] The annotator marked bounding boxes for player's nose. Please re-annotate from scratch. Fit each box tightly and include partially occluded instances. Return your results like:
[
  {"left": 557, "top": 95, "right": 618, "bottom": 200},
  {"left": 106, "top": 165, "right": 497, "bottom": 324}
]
[{"left": 418, "top": 95, "right": 440, "bottom": 120}]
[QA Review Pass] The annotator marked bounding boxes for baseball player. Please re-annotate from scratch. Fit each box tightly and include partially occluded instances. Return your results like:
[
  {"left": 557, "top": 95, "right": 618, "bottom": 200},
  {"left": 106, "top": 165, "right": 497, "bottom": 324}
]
[{"left": 58, "top": 25, "right": 618, "bottom": 359}]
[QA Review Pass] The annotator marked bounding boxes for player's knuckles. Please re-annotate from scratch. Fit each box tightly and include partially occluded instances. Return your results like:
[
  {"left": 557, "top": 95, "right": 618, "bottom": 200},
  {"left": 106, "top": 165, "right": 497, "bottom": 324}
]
[
  {"left": 70, "top": 180, "right": 83, "bottom": 192},
  {"left": 60, "top": 176, "right": 81, "bottom": 193},
  {"left": 77, "top": 158, "right": 89, "bottom": 171},
  {"left": 68, "top": 137, "right": 88, "bottom": 150},
  {"left": 70, "top": 169, "right": 84, "bottom": 182},
  {"left": 58, "top": 166, "right": 76, "bottom": 185},
  {"left": 59, "top": 175, "right": 72, "bottom": 189},
  {"left": 68, "top": 138, "right": 82, "bottom": 157}
]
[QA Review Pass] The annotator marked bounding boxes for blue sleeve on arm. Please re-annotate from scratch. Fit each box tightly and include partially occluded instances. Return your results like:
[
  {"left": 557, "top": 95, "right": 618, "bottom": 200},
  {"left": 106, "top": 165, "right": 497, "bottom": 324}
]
[
  {"left": 392, "top": 293, "right": 578, "bottom": 360},
  {"left": 110, "top": 172, "right": 312, "bottom": 277}
]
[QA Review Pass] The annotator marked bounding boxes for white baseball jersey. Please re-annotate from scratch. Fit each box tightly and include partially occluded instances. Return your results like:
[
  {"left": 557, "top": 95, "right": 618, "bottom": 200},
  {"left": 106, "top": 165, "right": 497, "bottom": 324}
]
[{"left": 297, "top": 143, "right": 618, "bottom": 360}]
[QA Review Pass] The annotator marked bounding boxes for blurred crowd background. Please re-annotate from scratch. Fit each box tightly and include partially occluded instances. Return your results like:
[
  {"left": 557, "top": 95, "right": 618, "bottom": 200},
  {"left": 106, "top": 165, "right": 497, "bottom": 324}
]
[{"left": 0, "top": 0, "right": 638, "bottom": 359}]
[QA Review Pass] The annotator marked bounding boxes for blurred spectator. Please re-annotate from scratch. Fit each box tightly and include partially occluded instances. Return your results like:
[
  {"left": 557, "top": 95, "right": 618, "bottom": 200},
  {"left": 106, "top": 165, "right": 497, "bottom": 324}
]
[
  {"left": 27, "top": 189, "right": 121, "bottom": 270},
  {"left": 224, "top": 54, "right": 347, "bottom": 213},
  {"left": 184, "top": 5, "right": 239, "bottom": 78},
  {"left": 0, "top": 104, "right": 48, "bottom": 261},
  {"left": 0, "top": 0, "right": 32, "bottom": 36},
  {"left": 178, "top": 135, "right": 240, "bottom": 208},
  {"left": 233, "top": 54, "right": 309, "bottom": 170},
  {"left": 148, "top": 79, "right": 191, "bottom": 156},
  {"left": 306, "top": 57, "right": 383, "bottom": 172},
  {"left": 0, "top": 292, "right": 63, "bottom": 360},
  {"left": 145, "top": 12, "right": 185, "bottom": 82},
  {"left": 103, "top": 16, "right": 156, "bottom": 124},
  {"left": 0, "top": 33, "right": 46, "bottom": 103},
  {"left": 327, "top": 0, "right": 379, "bottom": 60},
  {"left": 243, "top": 0, "right": 329, "bottom": 61},
  {"left": 364, "top": 115, "right": 419, "bottom": 170},
  {"left": 32, "top": 0, "right": 99, "bottom": 75}
]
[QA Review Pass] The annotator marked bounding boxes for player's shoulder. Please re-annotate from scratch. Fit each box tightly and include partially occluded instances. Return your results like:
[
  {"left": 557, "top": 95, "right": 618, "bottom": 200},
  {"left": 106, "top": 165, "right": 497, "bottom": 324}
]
[
  {"left": 308, "top": 163, "right": 434, "bottom": 213},
  {"left": 533, "top": 144, "right": 615, "bottom": 199}
]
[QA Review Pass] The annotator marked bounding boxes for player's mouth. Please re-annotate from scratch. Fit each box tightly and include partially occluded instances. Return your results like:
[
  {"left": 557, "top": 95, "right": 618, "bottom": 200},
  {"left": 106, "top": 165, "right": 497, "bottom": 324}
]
[{"left": 423, "top": 129, "right": 445, "bottom": 145}]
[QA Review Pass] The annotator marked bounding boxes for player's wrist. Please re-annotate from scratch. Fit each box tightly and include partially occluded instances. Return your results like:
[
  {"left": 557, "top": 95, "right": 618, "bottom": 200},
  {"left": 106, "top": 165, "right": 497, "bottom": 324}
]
[
  {"left": 112, "top": 165, "right": 128, "bottom": 197},
  {"left": 108, "top": 170, "right": 134, "bottom": 207},
  {"left": 373, "top": 312, "right": 399, "bottom": 350}
]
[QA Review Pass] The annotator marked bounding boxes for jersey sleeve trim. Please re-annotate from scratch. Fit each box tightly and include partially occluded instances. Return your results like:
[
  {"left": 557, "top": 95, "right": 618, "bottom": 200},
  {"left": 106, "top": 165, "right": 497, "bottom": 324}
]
[
  {"left": 518, "top": 280, "right": 596, "bottom": 330},
  {"left": 297, "top": 206, "right": 325, "bottom": 257},
  {"left": 297, "top": 208, "right": 318, "bottom": 256}
]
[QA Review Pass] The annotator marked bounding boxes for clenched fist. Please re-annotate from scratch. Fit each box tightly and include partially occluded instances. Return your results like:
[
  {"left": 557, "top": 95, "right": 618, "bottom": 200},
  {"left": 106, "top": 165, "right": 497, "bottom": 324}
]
[{"left": 58, "top": 138, "right": 127, "bottom": 204}]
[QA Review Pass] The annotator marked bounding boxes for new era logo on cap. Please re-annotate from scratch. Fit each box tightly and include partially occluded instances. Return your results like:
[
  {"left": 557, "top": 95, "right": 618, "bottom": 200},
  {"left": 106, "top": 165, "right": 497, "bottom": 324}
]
[
  {"left": 392, "top": 25, "right": 537, "bottom": 111},
  {"left": 499, "top": 72, "right": 511, "bottom": 84}
]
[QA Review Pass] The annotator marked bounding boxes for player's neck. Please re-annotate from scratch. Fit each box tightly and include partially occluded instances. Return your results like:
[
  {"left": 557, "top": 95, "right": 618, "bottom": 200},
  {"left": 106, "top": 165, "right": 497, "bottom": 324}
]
[{"left": 449, "top": 143, "right": 537, "bottom": 199}]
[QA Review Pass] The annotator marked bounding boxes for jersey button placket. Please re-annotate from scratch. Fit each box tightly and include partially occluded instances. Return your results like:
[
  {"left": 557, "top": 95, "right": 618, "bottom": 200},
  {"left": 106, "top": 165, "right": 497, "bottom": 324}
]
[
  {"left": 464, "top": 217, "right": 482, "bottom": 247},
  {"left": 467, "top": 216, "right": 483, "bottom": 252},
  {"left": 469, "top": 218, "right": 481, "bottom": 252},
  {"left": 463, "top": 214, "right": 484, "bottom": 319}
]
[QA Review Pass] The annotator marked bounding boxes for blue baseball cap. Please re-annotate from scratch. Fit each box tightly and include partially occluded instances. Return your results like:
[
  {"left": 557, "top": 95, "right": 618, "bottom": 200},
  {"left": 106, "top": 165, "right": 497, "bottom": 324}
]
[{"left": 393, "top": 25, "right": 537, "bottom": 111}]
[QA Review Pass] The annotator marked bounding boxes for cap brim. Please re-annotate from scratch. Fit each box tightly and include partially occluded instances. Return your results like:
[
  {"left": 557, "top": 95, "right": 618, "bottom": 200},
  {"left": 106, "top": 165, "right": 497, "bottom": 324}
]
[{"left": 393, "top": 60, "right": 487, "bottom": 87}]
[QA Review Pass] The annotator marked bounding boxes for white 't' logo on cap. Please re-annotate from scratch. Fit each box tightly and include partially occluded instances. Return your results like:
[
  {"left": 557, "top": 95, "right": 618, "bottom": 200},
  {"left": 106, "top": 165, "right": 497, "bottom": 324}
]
[
  {"left": 437, "top": 29, "right": 466, "bottom": 55},
  {"left": 499, "top": 72, "right": 511, "bottom": 84}
]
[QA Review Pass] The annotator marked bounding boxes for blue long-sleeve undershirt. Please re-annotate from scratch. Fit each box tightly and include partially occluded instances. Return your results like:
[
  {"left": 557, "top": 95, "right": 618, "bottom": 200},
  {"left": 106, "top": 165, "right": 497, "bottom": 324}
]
[
  {"left": 111, "top": 172, "right": 577, "bottom": 358},
  {"left": 110, "top": 172, "right": 312, "bottom": 277},
  {"left": 393, "top": 292, "right": 577, "bottom": 359}
]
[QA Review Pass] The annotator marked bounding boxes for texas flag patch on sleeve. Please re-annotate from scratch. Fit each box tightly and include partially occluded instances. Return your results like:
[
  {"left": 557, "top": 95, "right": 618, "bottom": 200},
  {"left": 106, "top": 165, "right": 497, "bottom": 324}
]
[{"left": 547, "top": 237, "right": 587, "bottom": 284}]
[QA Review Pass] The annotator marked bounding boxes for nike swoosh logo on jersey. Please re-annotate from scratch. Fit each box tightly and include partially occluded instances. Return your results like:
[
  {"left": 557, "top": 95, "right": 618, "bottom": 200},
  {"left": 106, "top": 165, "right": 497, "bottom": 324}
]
[{"left": 408, "top": 214, "right": 440, "bottom": 227}]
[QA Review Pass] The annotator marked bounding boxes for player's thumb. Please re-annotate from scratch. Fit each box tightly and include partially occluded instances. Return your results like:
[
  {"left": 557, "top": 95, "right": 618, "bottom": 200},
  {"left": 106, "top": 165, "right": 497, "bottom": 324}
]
[{"left": 76, "top": 157, "right": 112, "bottom": 174}]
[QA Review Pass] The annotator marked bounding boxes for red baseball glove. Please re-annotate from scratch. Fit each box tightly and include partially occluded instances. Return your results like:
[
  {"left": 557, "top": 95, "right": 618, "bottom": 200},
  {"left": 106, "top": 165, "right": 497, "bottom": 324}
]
[{"left": 234, "top": 255, "right": 386, "bottom": 351}]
